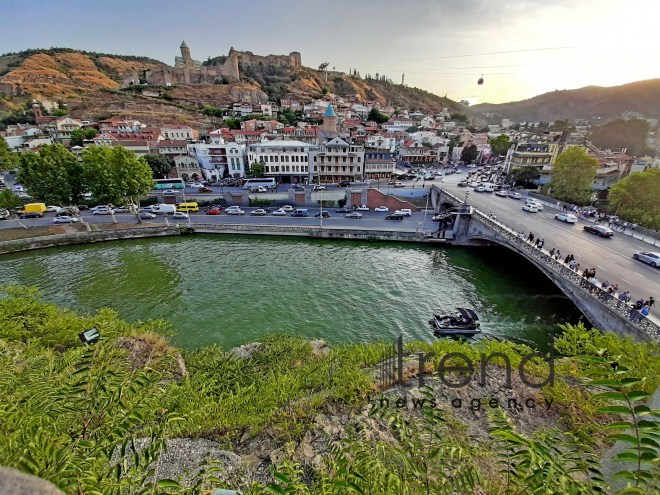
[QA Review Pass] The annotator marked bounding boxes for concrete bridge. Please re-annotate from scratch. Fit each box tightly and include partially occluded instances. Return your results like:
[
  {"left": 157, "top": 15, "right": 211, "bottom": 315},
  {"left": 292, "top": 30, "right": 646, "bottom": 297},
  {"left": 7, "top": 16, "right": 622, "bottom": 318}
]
[{"left": 429, "top": 186, "right": 660, "bottom": 342}]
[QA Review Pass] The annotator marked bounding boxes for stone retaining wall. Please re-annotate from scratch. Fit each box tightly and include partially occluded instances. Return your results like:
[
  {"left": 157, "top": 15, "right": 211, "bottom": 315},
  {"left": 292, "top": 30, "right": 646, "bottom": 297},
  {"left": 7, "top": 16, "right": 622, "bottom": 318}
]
[{"left": 0, "top": 226, "right": 181, "bottom": 255}]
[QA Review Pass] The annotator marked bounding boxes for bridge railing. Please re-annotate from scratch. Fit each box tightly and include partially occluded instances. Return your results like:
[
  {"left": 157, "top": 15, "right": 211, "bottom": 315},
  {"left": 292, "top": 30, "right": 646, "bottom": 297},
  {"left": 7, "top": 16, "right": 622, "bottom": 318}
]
[{"left": 469, "top": 208, "right": 660, "bottom": 341}]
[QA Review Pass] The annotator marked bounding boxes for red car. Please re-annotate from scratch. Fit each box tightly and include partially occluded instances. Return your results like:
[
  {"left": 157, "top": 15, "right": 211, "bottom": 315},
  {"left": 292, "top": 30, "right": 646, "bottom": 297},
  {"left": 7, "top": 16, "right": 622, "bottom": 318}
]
[
  {"left": 198, "top": 187, "right": 212, "bottom": 193},
  {"left": 206, "top": 207, "right": 221, "bottom": 215}
]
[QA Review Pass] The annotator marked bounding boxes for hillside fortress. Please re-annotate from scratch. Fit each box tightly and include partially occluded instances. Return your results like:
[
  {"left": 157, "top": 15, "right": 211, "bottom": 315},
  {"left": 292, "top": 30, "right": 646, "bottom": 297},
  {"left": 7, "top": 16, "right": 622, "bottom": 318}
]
[{"left": 122, "top": 42, "right": 302, "bottom": 87}]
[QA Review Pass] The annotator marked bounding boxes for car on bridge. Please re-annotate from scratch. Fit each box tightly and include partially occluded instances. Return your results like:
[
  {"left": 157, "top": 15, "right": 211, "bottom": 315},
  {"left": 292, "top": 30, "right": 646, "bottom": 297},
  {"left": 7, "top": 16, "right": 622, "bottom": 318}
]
[
  {"left": 281, "top": 205, "right": 295, "bottom": 212},
  {"left": 374, "top": 206, "right": 389, "bottom": 212},
  {"left": 508, "top": 192, "right": 523, "bottom": 199},
  {"left": 495, "top": 190, "right": 508, "bottom": 197},
  {"left": 554, "top": 213, "right": 578, "bottom": 224},
  {"left": 315, "top": 211, "right": 331, "bottom": 218},
  {"left": 522, "top": 204, "right": 539, "bottom": 213},
  {"left": 172, "top": 212, "right": 189, "bottom": 220},
  {"left": 53, "top": 216, "right": 80, "bottom": 224},
  {"left": 272, "top": 209, "right": 287, "bottom": 216},
  {"left": 385, "top": 213, "right": 405, "bottom": 220},
  {"left": 251, "top": 209, "right": 268, "bottom": 216},
  {"left": 206, "top": 208, "right": 222, "bottom": 215},
  {"left": 583, "top": 225, "right": 614, "bottom": 237},
  {"left": 336, "top": 207, "right": 351, "bottom": 213},
  {"left": 345, "top": 212, "right": 362, "bottom": 219},
  {"left": 633, "top": 251, "right": 660, "bottom": 267}
]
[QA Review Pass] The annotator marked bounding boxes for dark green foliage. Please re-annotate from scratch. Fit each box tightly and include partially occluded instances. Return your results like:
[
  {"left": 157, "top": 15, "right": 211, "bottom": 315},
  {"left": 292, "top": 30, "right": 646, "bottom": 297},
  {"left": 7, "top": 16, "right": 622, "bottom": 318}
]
[
  {"left": 489, "top": 134, "right": 511, "bottom": 157},
  {"left": 509, "top": 166, "right": 540, "bottom": 188},
  {"left": 608, "top": 169, "right": 660, "bottom": 229},
  {"left": 367, "top": 108, "right": 389, "bottom": 124},
  {"left": 143, "top": 154, "right": 174, "bottom": 179},
  {"left": 460, "top": 144, "right": 478, "bottom": 163}
]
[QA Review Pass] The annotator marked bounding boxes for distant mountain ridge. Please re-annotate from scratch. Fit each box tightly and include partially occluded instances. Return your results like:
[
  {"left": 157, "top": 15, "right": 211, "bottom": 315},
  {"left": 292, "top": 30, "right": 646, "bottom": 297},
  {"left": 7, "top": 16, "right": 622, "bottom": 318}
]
[{"left": 472, "top": 79, "right": 660, "bottom": 122}]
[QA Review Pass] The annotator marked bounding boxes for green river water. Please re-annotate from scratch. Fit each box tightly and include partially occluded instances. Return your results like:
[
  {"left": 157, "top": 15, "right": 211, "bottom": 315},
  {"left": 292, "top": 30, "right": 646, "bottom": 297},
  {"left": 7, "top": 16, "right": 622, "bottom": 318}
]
[{"left": 0, "top": 235, "right": 582, "bottom": 350}]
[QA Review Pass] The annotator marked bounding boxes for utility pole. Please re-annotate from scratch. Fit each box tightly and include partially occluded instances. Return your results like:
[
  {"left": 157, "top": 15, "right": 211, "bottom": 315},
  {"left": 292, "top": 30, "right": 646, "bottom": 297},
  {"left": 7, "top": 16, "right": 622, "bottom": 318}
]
[{"left": 401, "top": 73, "right": 405, "bottom": 86}]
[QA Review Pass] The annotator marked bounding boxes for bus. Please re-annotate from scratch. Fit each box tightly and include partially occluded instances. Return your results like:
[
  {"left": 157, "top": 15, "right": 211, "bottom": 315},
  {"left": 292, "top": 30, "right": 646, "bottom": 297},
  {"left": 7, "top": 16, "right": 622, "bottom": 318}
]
[
  {"left": 153, "top": 178, "right": 185, "bottom": 190},
  {"left": 242, "top": 178, "right": 277, "bottom": 190}
]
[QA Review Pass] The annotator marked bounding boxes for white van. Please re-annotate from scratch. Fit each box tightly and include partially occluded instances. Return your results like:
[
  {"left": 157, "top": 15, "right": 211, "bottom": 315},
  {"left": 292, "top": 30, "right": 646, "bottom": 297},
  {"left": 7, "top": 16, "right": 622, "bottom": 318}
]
[
  {"left": 481, "top": 183, "right": 496, "bottom": 192},
  {"left": 151, "top": 204, "right": 177, "bottom": 215}
]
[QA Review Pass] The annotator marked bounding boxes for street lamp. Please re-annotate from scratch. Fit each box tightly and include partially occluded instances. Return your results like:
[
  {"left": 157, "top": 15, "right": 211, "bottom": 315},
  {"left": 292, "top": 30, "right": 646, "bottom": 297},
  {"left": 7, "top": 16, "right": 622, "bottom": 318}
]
[{"left": 464, "top": 190, "right": 470, "bottom": 205}]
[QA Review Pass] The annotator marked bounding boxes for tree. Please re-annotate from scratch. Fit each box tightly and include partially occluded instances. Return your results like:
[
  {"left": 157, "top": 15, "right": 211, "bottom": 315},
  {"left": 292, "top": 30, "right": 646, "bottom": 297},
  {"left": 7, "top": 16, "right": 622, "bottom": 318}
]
[
  {"left": 549, "top": 120, "right": 576, "bottom": 132},
  {"left": 17, "top": 144, "right": 86, "bottom": 205},
  {"left": 589, "top": 119, "right": 650, "bottom": 156},
  {"left": 0, "top": 189, "right": 23, "bottom": 210},
  {"left": 143, "top": 154, "right": 174, "bottom": 179},
  {"left": 249, "top": 162, "right": 265, "bottom": 178},
  {"left": 549, "top": 147, "right": 599, "bottom": 205},
  {"left": 82, "top": 146, "right": 153, "bottom": 215},
  {"left": 509, "top": 166, "right": 540, "bottom": 188},
  {"left": 367, "top": 108, "right": 389, "bottom": 124},
  {"left": 69, "top": 129, "right": 86, "bottom": 147},
  {"left": 489, "top": 135, "right": 511, "bottom": 157},
  {"left": 0, "top": 137, "right": 18, "bottom": 172},
  {"left": 608, "top": 168, "right": 660, "bottom": 229},
  {"left": 460, "top": 144, "right": 478, "bottom": 163}
]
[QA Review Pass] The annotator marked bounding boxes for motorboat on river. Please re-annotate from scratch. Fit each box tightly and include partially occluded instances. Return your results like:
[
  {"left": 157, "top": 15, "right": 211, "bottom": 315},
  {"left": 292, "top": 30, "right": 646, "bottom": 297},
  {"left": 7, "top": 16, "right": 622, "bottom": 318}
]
[{"left": 430, "top": 307, "right": 481, "bottom": 336}]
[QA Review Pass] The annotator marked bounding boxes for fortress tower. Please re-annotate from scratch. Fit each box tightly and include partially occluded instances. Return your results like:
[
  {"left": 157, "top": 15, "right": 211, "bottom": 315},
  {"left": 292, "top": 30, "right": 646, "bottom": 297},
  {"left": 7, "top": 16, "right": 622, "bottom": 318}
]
[{"left": 175, "top": 40, "right": 202, "bottom": 69}]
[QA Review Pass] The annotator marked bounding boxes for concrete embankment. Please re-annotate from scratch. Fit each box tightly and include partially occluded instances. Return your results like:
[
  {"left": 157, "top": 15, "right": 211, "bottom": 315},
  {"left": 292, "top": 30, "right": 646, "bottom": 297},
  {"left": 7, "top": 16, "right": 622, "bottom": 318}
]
[
  {"left": 0, "top": 225, "right": 181, "bottom": 255},
  {"left": 0, "top": 223, "right": 446, "bottom": 255}
]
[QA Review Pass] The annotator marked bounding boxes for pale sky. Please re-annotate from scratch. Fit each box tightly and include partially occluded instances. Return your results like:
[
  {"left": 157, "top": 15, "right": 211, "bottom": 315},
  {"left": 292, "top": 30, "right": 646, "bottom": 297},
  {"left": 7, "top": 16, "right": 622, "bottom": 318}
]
[{"left": 1, "top": 0, "right": 659, "bottom": 104}]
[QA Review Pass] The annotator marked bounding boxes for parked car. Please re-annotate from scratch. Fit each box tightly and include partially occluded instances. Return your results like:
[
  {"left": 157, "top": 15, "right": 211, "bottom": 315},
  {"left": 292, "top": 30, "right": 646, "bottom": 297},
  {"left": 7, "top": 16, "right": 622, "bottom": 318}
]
[
  {"left": 92, "top": 207, "right": 115, "bottom": 215},
  {"left": 374, "top": 206, "right": 389, "bottom": 212},
  {"left": 206, "top": 208, "right": 222, "bottom": 215},
  {"left": 19, "top": 212, "right": 44, "bottom": 219},
  {"left": 272, "top": 209, "right": 287, "bottom": 216},
  {"left": 225, "top": 207, "right": 245, "bottom": 215},
  {"left": 198, "top": 187, "right": 213, "bottom": 193},
  {"left": 633, "top": 251, "right": 660, "bottom": 267},
  {"left": 495, "top": 190, "right": 509, "bottom": 197},
  {"left": 281, "top": 205, "right": 295, "bottom": 212},
  {"left": 554, "top": 213, "right": 578, "bottom": 224},
  {"left": 315, "top": 211, "right": 331, "bottom": 218},
  {"left": 522, "top": 204, "right": 539, "bottom": 213},
  {"left": 336, "top": 207, "right": 351, "bottom": 213},
  {"left": 312, "top": 185, "right": 326, "bottom": 191},
  {"left": 163, "top": 189, "right": 177, "bottom": 196},
  {"left": 251, "top": 209, "right": 268, "bottom": 216},
  {"left": 355, "top": 205, "right": 369, "bottom": 211},
  {"left": 392, "top": 182, "right": 405, "bottom": 188},
  {"left": 172, "top": 211, "right": 189, "bottom": 219},
  {"left": 385, "top": 213, "right": 405, "bottom": 221},
  {"left": 508, "top": 192, "right": 523, "bottom": 199},
  {"left": 338, "top": 181, "right": 352, "bottom": 187},
  {"left": 53, "top": 216, "right": 80, "bottom": 224},
  {"left": 138, "top": 212, "right": 157, "bottom": 219},
  {"left": 345, "top": 212, "right": 362, "bottom": 219},
  {"left": 583, "top": 225, "right": 614, "bottom": 237}
]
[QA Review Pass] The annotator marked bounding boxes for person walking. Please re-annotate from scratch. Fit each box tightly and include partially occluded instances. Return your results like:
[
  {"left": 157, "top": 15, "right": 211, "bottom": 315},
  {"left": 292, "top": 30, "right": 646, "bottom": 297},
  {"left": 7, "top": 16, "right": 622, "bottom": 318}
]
[
  {"left": 647, "top": 296, "right": 655, "bottom": 308},
  {"left": 555, "top": 250, "right": 561, "bottom": 261},
  {"left": 549, "top": 248, "right": 555, "bottom": 258},
  {"left": 527, "top": 232, "right": 535, "bottom": 243},
  {"left": 641, "top": 305, "right": 650, "bottom": 317}
]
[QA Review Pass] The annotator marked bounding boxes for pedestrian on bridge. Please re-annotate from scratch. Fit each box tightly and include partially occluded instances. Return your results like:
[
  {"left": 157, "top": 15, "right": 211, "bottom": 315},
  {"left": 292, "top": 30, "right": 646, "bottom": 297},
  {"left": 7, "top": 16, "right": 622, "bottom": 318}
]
[
  {"left": 647, "top": 297, "right": 655, "bottom": 308},
  {"left": 555, "top": 250, "right": 561, "bottom": 261},
  {"left": 527, "top": 232, "right": 535, "bottom": 243},
  {"left": 549, "top": 248, "right": 555, "bottom": 257}
]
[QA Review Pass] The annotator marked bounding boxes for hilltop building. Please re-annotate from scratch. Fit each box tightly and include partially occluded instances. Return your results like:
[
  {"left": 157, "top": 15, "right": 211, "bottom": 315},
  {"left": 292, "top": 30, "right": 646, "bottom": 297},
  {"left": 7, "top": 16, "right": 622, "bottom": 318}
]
[{"left": 122, "top": 43, "right": 301, "bottom": 87}]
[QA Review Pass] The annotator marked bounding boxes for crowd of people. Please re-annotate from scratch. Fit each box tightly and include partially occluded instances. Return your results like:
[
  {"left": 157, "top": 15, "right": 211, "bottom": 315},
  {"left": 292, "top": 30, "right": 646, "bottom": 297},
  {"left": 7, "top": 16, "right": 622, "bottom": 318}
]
[{"left": 519, "top": 231, "right": 655, "bottom": 320}]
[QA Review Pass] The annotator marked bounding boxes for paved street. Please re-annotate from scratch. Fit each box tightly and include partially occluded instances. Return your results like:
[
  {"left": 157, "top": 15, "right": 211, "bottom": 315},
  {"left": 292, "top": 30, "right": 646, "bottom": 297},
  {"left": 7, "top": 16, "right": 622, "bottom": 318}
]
[{"left": 438, "top": 170, "right": 659, "bottom": 310}]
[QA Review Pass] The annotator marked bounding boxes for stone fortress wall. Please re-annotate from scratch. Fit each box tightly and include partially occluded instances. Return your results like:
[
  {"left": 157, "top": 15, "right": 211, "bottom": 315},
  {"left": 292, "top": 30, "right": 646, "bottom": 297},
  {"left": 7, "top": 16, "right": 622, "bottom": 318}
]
[{"left": 121, "top": 43, "right": 301, "bottom": 88}]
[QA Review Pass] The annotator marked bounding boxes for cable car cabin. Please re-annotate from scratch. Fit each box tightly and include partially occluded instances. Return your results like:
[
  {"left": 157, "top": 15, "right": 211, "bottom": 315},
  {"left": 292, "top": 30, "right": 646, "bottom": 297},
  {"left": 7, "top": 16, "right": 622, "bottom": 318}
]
[{"left": 477, "top": 75, "right": 484, "bottom": 85}]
